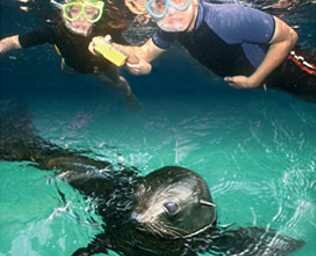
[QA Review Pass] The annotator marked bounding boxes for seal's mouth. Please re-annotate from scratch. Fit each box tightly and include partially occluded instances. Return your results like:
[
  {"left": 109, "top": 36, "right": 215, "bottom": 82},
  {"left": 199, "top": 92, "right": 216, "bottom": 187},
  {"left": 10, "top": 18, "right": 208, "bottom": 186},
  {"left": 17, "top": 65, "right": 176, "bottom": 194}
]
[
  {"left": 134, "top": 221, "right": 186, "bottom": 238},
  {"left": 130, "top": 213, "right": 217, "bottom": 240},
  {"left": 128, "top": 169, "right": 218, "bottom": 240}
]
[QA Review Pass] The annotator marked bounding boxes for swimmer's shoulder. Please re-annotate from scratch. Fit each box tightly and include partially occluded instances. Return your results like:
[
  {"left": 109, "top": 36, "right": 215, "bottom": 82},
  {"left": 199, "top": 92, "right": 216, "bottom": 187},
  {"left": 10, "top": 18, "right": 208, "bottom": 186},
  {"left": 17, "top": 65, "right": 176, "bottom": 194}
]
[
  {"left": 201, "top": 2, "right": 273, "bottom": 43},
  {"left": 202, "top": 2, "right": 252, "bottom": 26}
]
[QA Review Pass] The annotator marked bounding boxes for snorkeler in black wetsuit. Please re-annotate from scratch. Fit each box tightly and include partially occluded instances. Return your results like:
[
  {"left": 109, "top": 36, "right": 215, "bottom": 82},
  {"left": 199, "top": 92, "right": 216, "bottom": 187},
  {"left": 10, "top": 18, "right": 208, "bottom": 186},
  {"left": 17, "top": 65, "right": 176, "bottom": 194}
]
[{"left": 0, "top": 0, "right": 140, "bottom": 109}]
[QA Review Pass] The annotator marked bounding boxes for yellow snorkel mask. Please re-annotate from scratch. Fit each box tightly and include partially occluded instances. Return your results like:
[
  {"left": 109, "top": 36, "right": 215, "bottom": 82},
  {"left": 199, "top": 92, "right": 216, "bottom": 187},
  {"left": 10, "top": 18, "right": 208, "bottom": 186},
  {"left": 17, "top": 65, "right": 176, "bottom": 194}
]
[{"left": 61, "top": 0, "right": 105, "bottom": 23}]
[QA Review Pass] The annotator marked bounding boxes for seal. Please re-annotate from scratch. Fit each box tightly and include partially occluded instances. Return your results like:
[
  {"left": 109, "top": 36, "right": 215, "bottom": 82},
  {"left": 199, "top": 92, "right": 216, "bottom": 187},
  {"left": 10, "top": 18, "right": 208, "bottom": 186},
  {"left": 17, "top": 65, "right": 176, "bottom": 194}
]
[
  {"left": 131, "top": 166, "right": 217, "bottom": 239},
  {"left": 0, "top": 101, "right": 305, "bottom": 256}
]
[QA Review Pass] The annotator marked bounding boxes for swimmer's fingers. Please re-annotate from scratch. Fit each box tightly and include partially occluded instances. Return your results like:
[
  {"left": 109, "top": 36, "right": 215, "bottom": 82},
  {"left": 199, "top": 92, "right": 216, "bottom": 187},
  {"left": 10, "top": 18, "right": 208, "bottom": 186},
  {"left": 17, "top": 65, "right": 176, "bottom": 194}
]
[
  {"left": 88, "top": 40, "right": 97, "bottom": 55},
  {"left": 88, "top": 36, "right": 113, "bottom": 55},
  {"left": 224, "top": 76, "right": 241, "bottom": 88},
  {"left": 88, "top": 36, "right": 104, "bottom": 55},
  {"left": 103, "top": 35, "right": 112, "bottom": 44},
  {"left": 125, "top": 63, "right": 143, "bottom": 75},
  {"left": 126, "top": 60, "right": 152, "bottom": 76},
  {"left": 224, "top": 76, "right": 258, "bottom": 89}
]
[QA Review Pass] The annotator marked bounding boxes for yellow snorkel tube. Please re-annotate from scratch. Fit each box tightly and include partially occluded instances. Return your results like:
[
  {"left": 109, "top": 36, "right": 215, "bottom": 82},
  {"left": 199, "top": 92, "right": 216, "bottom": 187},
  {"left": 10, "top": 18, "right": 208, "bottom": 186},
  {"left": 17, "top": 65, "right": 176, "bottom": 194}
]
[{"left": 93, "top": 36, "right": 128, "bottom": 67}]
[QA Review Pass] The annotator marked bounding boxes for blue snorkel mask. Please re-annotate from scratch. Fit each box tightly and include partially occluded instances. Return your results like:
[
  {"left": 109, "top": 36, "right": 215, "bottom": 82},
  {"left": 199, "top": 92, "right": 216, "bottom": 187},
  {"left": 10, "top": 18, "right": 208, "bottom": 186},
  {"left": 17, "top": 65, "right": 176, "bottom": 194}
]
[{"left": 146, "top": 0, "right": 192, "bottom": 21}]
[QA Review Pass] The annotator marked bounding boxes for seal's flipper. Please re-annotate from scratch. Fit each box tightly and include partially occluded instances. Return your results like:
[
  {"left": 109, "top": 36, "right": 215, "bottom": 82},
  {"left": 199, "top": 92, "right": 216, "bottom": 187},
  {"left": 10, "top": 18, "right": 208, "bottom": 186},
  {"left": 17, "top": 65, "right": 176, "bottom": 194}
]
[
  {"left": 208, "top": 227, "right": 304, "bottom": 256},
  {"left": 0, "top": 100, "right": 114, "bottom": 196},
  {"left": 0, "top": 100, "right": 76, "bottom": 164},
  {"left": 72, "top": 232, "right": 111, "bottom": 256}
]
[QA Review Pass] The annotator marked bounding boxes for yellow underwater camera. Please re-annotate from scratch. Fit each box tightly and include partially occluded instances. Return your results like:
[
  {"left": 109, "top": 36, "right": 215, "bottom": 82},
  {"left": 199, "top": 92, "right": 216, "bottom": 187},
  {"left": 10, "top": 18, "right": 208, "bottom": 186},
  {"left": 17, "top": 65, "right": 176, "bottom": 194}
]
[{"left": 94, "top": 38, "right": 127, "bottom": 67}]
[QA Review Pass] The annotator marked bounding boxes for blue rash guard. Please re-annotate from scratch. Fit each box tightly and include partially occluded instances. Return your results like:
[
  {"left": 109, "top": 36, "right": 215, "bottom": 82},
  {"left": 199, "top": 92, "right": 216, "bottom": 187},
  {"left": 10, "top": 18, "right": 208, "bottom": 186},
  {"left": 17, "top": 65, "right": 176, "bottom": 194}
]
[{"left": 152, "top": 1, "right": 276, "bottom": 77}]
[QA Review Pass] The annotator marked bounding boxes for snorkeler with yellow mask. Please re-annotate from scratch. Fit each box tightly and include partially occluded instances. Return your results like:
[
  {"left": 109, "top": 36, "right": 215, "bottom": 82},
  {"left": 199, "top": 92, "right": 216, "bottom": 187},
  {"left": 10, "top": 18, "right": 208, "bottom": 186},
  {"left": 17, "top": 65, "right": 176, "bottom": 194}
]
[{"left": 0, "top": 0, "right": 141, "bottom": 110}]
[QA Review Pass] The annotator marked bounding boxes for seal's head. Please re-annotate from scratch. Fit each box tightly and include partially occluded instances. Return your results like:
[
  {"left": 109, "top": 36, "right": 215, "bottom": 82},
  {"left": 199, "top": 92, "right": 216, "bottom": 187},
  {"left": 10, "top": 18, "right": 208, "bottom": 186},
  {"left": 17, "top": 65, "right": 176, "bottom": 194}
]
[
  {"left": 131, "top": 166, "right": 216, "bottom": 239},
  {"left": 105, "top": 166, "right": 216, "bottom": 255}
]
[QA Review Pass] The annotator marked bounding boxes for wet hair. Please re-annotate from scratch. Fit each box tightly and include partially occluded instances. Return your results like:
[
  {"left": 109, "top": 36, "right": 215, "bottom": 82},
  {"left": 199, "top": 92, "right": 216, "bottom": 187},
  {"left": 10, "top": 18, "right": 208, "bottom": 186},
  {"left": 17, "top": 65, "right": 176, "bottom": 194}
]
[
  {"left": 95, "top": 0, "right": 135, "bottom": 32},
  {"left": 53, "top": 0, "right": 134, "bottom": 33}
]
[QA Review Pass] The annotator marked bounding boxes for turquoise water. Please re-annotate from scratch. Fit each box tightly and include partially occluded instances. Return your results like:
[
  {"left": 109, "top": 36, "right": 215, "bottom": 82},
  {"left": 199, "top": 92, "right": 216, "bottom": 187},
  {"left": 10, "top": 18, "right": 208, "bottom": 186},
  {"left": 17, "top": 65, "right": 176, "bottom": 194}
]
[
  {"left": 1, "top": 63, "right": 316, "bottom": 255},
  {"left": 1, "top": 1, "right": 316, "bottom": 255}
]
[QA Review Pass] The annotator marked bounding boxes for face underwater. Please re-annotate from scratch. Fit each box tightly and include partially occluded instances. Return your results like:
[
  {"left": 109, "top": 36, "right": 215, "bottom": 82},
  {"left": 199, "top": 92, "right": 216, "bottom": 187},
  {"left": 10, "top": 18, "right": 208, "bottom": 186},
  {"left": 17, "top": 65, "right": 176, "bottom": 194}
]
[
  {"left": 61, "top": 0, "right": 104, "bottom": 36},
  {"left": 146, "top": 0, "right": 196, "bottom": 32}
]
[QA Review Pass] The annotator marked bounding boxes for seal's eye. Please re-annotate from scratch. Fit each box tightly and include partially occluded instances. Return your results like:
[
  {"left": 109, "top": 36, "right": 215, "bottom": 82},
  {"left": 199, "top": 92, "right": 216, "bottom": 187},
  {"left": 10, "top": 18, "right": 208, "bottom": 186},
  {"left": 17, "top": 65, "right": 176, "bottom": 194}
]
[{"left": 163, "top": 201, "right": 179, "bottom": 216}]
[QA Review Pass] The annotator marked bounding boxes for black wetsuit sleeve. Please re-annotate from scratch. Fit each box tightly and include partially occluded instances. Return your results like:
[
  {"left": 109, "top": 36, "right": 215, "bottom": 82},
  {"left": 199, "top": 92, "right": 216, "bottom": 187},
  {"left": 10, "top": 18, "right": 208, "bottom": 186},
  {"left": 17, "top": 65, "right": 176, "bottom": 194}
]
[
  {"left": 152, "top": 29, "right": 177, "bottom": 49},
  {"left": 18, "top": 26, "right": 57, "bottom": 48}
]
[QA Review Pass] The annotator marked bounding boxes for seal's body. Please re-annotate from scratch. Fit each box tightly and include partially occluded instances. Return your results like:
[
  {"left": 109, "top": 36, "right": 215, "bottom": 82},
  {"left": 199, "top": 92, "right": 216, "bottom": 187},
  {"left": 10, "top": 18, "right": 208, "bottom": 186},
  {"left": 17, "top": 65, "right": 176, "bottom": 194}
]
[{"left": 0, "top": 101, "right": 305, "bottom": 256}]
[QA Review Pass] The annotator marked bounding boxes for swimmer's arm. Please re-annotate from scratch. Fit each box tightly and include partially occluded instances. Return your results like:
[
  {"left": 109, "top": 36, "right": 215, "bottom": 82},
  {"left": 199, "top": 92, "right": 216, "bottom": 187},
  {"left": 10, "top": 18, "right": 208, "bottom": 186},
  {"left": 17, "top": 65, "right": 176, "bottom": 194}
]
[
  {"left": 114, "top": 39, "right": 165, "bottom": 75},
  {"left": 226, "top": 17, "right": 298, "bottom": 88},
  {"left": 249, "top": 17, "right": 298, "bottom": 86},
  {"left": 113, "top": 38, "right": 164, "bottom": 63},
  {"left": 0, "top": 35, "right": 22, "bottom": 54},
  {"left": 90, "top": 37, "right": 165, "bottom": 75},
  {"left": 0, "top": 27, "right": 56, "bottom": 55}
]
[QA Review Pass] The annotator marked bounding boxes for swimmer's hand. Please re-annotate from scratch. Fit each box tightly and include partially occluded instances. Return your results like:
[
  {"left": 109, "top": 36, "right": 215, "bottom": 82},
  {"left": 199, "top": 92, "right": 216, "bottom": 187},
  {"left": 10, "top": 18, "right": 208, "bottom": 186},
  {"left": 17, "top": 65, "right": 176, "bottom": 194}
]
[
  {"left": 89, "top": 35, "right": 152, "bottom": 75},
  {"left": 0, "top": 35, "right": 22, "bottom": 55},
  {"left": 88, "top": 35, "right": 112, "bottom": 56},
  {"left": 126, "top": 55, "right": 152, "bottom": 76},
  {"left": 0, "top": 39, "right": 10, "bottom": 55},
  {"left": 224, "top": 76, "right": 262, "bottom": 89}
]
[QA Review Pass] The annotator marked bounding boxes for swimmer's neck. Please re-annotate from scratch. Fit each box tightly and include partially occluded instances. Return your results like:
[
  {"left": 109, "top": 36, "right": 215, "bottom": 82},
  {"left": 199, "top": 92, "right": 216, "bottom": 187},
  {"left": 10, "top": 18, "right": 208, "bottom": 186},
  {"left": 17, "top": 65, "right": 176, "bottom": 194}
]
[{"left": 187, "top": 0, "right": 200, "bottom": 32}]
